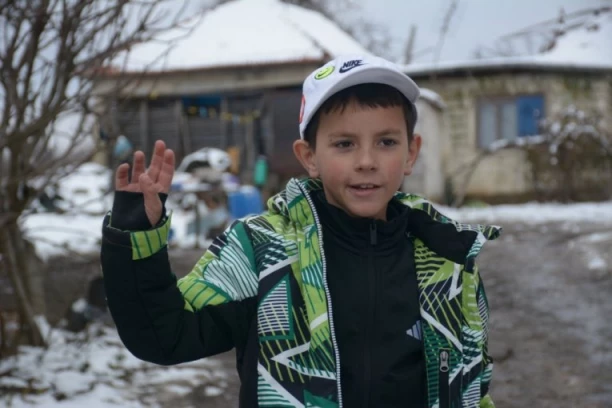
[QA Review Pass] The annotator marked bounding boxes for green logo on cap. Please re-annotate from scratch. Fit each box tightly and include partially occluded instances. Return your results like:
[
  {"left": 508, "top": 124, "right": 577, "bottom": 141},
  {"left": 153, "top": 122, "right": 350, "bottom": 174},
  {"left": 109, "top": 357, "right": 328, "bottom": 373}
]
[{"left": 314, "top": 66, "right": 334, "bottom": 80}]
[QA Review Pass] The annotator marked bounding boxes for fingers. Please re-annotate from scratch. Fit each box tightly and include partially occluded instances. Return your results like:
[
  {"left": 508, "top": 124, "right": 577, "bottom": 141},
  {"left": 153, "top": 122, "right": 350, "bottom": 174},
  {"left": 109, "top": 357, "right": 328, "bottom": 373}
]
[
  {"left": 147, "top": 140, "right": 166, "bottom": 183},
  {"left": 157, "top": 149, "right": 176, "bottom": 194},
  {"left": 115, "top": 163, "right": 130, "bottom": 190},
  {"left": 139, "top": 173, "right": 162, "bottom": 226},
  {"left": 131, "top": 151, "right": 146, "bottom": 184}
]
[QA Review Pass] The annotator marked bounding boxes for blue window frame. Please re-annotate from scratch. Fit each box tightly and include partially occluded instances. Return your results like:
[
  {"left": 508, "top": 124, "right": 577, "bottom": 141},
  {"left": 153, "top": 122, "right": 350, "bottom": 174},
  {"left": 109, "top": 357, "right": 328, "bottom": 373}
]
[{"left": 478, "top": 94, "right": 545, "bottom": 147}]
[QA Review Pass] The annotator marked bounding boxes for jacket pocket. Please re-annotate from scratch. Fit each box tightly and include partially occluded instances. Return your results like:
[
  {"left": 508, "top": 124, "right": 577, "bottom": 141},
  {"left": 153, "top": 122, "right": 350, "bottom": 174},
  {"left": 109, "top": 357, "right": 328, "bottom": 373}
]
[{"left": 438, "top": 349, "right": 450, "bottom": 408}]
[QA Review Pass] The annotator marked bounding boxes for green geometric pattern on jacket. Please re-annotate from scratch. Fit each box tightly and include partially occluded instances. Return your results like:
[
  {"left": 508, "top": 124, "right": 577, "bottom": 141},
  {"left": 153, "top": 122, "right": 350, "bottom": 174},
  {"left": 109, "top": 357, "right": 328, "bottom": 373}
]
[{"left": 176, "top": 178, "right": 500, "bottom": 408}]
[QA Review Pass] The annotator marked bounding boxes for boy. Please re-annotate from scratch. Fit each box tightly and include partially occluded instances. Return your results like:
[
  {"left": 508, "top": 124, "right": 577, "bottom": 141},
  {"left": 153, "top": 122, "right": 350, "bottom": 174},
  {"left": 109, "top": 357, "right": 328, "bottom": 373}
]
[{"left": 101, "top": 55, "right": 500, "bottom": 408}]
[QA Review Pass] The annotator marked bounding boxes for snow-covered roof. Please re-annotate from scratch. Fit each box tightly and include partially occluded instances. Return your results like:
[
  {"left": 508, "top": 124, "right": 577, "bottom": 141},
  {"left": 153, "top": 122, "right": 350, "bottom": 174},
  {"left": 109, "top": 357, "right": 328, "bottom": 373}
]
[
  {"left": 121, "top": 0, "right": 369, "bottom": 72},
  {"left": 404, "top": 10, "right": 612, "bottom": 76},
  {"left": 538, "top": 9, "right": 612, "bottom": 67},
  {"left": 418, "top": 88, "right": 446, "bottom": 110}
]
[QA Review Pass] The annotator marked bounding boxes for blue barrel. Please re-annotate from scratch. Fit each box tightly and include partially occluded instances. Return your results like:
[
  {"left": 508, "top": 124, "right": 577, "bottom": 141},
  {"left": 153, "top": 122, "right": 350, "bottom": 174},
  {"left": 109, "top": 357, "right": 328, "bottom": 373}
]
[{"left": 228, "top": 186, "right": 264, "bottom": 219}]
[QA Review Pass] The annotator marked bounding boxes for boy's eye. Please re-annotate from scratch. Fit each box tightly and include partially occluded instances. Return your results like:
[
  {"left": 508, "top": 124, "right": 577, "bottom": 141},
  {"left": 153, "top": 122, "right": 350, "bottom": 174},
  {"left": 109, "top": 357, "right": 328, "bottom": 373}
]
[
  {"left": 334, "top": 141, "right": 353, "bottom": 148},
  {"left": 380, "top": 138, "right": 398, "bottom": 147}
]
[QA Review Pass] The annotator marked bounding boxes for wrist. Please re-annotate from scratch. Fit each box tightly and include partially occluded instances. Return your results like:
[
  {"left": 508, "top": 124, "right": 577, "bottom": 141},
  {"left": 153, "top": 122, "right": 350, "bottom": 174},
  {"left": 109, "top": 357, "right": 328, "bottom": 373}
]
[{"left": 110, "top": 191, "right": 168, "bottom": 231}]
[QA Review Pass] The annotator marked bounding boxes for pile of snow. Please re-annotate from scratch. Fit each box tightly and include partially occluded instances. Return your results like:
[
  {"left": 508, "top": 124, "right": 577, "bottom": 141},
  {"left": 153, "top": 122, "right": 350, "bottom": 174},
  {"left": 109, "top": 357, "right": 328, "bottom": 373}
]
[
  {"left": 23, "top": 213, "right": 106, "bottom": 261},
  {"left": 21, "top": 162, "right": 229, "bottom": 259},
  {"left": 120, "top": 0, "right": 369, "bottom": 72},
  {"left": 439, "top": 201, "right": 612, "bottom": 225},
  {"left": 53, "top": 163, "right": 114, "bottom": 214},
  {"left": 0, "top": 324, "right": 227, "bottom": 408},
  {"left": 22, "top": 163, "right": 114, "bottom": 260}
]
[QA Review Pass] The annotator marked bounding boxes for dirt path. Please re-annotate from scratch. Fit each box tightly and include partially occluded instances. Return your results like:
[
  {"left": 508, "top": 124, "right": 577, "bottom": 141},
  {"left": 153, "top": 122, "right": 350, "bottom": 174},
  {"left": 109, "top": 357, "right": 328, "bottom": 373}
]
[
  {"left": 157, "top": 221, "right": 612, "bottom": 407},
  {"left": 480, "top": 221, "right": 612, "bottom": 408}
]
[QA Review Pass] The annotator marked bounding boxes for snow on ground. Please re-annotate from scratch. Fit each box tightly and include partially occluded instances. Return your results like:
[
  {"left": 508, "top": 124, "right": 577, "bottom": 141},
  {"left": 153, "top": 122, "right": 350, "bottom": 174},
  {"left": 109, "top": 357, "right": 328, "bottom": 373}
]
[
  {"left": 22, "top": 163, "right": 113, "bottom": 260},
  {"left": 438, "top": 201, "right": 612, "bottom": 225},
  {"left": 21, "top": 164, "right": 198, "bottom": 259},
  {"left": 0, "top": 324, "right": 227, "bottom": 408}
]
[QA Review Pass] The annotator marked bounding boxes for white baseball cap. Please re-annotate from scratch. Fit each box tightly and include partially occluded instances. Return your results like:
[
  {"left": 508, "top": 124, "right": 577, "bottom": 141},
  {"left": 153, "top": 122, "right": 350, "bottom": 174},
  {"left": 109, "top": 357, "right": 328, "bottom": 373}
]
[{"left": 298, "top": 55, "right": 421, "bottom": 139}]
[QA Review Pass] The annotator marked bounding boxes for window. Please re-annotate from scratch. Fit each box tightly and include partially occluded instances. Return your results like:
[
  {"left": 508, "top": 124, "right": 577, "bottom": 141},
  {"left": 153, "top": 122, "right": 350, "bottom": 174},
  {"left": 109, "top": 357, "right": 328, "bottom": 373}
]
[{"left": 477, "top": 95, "right": 544, "bottom": 147}]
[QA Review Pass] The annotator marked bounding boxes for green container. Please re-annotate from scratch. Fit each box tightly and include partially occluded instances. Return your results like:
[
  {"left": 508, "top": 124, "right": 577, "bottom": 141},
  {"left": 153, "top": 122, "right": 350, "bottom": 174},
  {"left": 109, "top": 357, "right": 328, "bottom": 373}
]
[{"left": 253, "top": 156, "right": 268, "bottom": 187}]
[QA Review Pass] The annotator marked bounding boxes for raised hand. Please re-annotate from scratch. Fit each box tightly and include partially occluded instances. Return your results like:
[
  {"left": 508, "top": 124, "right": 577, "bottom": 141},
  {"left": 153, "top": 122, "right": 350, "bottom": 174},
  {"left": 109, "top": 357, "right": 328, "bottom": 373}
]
[{"left": 115, "top": 140, "right": 175, "bottom": 226}]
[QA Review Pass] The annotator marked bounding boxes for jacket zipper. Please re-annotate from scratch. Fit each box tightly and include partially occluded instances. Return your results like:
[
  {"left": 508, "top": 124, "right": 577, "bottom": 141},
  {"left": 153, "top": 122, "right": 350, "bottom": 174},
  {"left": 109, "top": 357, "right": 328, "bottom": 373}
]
[
  {"left": 438, "top": 349, "right": 450, "bottom": 408},
  {"left": 300, "top": 185, "right": 344, "bottom": 407},
  {"left": 363, "top": 222, "right": 378, "bottom": 407}
]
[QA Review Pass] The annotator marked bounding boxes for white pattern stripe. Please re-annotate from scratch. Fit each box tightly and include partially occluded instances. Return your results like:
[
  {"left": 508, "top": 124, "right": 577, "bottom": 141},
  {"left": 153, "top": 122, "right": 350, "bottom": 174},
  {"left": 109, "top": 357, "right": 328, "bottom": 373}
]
[
  {"left": 258, "top": 280, "right": 290, "bottom": 335},
  {"left": 270, "top": 342, "right": 336, "bottom": 379},
  {"left": 420, "top": 308, "right": 463, "bottom": 351},
  {"left": 257, "top": 365, "right": 305, "bottom": 408},
  {"left": 259, "top": 255, "right": 298, "bottom": 281},
  {"left": 462, "top": 377, "right": 481, "bottom": 408},
  {"left": 463, "top": 353, "right": 483, "bottom": 372},
  {"left": 448, "top": 263, "right": 462, "bottom": 300},
  {"left": 309, "top": 312, "right": 328, "bottom": 331}
]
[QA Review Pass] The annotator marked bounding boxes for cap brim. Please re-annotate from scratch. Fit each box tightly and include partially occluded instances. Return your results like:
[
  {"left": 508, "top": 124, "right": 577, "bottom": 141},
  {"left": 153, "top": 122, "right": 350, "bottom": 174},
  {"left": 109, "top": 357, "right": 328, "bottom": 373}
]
[{"left": 302, "top": 66, "right": 420, "bottom": 138}]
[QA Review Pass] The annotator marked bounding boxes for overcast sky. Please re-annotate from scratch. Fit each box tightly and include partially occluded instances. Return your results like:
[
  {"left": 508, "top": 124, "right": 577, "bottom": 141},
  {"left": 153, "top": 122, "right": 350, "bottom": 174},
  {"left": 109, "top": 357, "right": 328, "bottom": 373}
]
[{"left": 360, "top": 0, "right": 611, "bottom": 62}]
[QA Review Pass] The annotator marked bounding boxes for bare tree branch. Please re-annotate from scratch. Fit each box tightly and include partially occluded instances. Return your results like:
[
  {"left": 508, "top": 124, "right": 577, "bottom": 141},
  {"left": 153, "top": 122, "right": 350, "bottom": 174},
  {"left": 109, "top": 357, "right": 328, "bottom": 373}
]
[
  {"left": 433, "top": 0, "right": 459, "bottom": 64},
  {"left": 0, "top": 0, "right": 197, "bottom": 348}
]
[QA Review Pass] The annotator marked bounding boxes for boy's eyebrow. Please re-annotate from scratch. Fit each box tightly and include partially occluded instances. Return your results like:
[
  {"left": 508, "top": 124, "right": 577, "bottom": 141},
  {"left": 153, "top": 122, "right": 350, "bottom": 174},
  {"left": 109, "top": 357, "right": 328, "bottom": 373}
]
[
  {"left": 374, "top": 128, "right": 403, "bottom": 137},
  {"left": 327, "top": 128, "right": 403, "bottom": 140},
  {"left": 327, "top": 131, "right": 357, "bottom": 140}
]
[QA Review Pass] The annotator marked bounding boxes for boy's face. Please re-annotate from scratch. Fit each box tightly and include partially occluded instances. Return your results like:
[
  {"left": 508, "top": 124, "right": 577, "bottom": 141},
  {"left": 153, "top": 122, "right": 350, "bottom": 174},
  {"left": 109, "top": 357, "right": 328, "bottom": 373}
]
[{"left": 294, "top": 99, "right": 421, "bottom": 220}]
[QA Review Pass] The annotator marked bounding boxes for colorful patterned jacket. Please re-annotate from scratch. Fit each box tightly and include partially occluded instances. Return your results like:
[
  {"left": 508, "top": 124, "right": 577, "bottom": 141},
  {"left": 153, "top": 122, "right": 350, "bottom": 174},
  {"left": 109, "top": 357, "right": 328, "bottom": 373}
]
[{"left": 101, "top": 178, "right": 500, "bottom": 408}]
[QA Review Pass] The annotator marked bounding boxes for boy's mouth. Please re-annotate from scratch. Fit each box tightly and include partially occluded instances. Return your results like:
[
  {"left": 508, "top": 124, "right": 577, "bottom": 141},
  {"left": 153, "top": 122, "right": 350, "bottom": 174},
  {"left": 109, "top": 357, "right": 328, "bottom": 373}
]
[
  {"left": 350, "top": 184, "right": 379, "bottom": 189},
  {"left": 348, "top": 184, "right": 381, "bottom": 194}
]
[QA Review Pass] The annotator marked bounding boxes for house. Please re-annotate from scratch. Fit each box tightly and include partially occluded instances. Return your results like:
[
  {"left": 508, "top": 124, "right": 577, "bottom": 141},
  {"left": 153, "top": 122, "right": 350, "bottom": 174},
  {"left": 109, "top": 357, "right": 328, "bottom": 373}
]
[
  {"left": 94, "top": 0, "right": 371, "bottom": 186},
  {"left": 404, "top": 7, "right": 612, "bottom": 203},
  {"left": 93, "top": 0, "right": 450, "bottom": 200}
]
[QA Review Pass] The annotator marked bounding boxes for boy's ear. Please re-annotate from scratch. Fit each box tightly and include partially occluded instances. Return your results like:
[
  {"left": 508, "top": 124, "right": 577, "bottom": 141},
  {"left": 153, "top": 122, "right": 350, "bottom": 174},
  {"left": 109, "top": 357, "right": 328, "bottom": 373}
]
[
  {"left": 293, "top": 139, "right": 319, "bottom": 178},
  {"left": 404, "top": 133, "right": 422, "bottom": 176}
]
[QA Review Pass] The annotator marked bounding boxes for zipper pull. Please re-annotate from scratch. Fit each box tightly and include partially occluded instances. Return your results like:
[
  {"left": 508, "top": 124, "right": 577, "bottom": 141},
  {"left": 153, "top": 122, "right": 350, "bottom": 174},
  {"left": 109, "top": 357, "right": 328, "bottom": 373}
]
[
  {"left": 439, "top": 350, "right": 450, "bottom": 372},
  {"left": 370, "top": 222, "right": 377, "bottom": 246}
]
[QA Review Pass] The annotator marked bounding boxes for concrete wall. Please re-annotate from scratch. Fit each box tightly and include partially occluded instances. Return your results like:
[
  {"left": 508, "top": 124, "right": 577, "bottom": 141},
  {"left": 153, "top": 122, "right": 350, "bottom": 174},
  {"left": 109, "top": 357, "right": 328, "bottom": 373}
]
[
  {"left": 402, "top": 99, "right": 447, "bottom": 203},
  {"left": 414, "top": 71, "right": 612, "bottom": 202}
]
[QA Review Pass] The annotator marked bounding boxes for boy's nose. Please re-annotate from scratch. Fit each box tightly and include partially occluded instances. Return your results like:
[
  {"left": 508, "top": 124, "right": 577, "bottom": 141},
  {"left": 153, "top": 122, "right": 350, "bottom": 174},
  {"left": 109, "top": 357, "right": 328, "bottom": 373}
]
[{"left": 355, "top": 148, "right": 378, "bottom": 171}]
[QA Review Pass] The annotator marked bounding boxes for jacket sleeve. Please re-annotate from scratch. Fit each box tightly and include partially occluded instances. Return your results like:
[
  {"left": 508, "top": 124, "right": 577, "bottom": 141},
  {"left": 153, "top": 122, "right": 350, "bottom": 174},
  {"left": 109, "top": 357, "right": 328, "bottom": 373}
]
[
  {"left": 101, "top": 191, "right": 258, "bottom": 366},
  {"left": 477, "top": 269, "right": 495, "bottom": 408}
]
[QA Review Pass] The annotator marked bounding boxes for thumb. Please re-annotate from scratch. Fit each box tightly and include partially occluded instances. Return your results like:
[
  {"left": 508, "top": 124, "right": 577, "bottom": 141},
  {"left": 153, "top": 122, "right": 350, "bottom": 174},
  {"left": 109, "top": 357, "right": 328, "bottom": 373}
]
[{"left": 139, "top": 173, "right": 162, "bottom": 226}]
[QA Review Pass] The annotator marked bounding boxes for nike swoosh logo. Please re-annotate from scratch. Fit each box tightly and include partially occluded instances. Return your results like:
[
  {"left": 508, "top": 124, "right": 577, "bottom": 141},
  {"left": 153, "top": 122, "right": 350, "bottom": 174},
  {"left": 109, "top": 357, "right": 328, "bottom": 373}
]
[{"left": 339, "top": 62, "right": 364, "bottom": 73}]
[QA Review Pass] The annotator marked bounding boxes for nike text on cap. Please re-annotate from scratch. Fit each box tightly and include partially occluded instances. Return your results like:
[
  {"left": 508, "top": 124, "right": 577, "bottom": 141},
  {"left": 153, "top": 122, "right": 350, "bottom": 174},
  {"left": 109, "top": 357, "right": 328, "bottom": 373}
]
[{"left": 298, "top": 55, "right": 421, "bottom": 139}]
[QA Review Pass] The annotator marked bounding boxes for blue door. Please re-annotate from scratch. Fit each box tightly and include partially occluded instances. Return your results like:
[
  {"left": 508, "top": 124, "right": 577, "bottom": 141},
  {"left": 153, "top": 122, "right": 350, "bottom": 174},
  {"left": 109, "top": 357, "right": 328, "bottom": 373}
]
[{"left": 516, "top": 95, "right": 545, "bottom": 136}]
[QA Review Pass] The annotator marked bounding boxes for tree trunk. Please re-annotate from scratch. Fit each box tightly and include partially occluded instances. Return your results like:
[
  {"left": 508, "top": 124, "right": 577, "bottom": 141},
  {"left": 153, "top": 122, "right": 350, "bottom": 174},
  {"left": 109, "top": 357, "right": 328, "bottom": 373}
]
[{"left": 1, "top": 224, "right": 46, "bottom": 347}]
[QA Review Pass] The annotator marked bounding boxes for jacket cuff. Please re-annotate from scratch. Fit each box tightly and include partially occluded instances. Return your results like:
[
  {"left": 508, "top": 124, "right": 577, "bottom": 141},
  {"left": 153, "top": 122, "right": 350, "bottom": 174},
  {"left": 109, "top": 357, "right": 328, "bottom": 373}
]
[
  {"left": 103, "top": 212, "right": 173, "bottom": 260},
  {"left": 109, "top": 191, "right": 168, "bottom": 231}
]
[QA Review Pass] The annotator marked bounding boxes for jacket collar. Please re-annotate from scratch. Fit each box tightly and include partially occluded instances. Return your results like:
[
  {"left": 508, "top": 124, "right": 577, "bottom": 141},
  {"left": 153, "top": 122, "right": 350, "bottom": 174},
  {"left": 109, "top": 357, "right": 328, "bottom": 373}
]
[
  {"left": 312, "top": 189, "right": 412, "bottom": 253},
  {"left": 266, "top": 177, "right": 502, "bottom": 262}
]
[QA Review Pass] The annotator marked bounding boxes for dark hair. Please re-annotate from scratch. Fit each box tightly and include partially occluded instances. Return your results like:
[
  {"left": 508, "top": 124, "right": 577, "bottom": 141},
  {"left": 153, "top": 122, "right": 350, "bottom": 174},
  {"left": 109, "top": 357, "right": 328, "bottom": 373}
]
[{"left": 303, "top": 83, "right": 417, "bottom": 149}]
